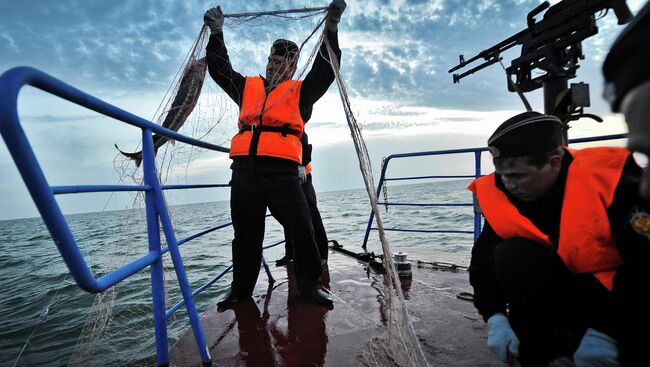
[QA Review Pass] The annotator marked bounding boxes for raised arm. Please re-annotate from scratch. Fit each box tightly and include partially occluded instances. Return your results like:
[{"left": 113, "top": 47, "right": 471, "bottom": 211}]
[
  {"left": 204, "top": 6, "right": 246, "bottom": 107},
  {"left": 299, "top": 0, "right": 345, "bottom": 121}
]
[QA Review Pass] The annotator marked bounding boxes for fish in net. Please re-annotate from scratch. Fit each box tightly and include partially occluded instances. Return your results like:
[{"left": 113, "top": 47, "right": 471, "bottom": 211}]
[{"left": 114, "top": 57, "right": 208, "bottom": 168}]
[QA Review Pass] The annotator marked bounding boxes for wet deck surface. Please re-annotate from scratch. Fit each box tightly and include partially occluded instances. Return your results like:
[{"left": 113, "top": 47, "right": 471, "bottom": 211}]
[{"left": 170, "top": 247, "right": 500, "bottom": 366}]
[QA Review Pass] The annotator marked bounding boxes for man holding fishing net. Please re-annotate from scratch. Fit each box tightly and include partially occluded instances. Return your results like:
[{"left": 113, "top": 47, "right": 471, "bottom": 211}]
[
  {"left": 468, "top": 112, "right": 649, "bottom": 366},
  {"left": 203, "top": 0, "right": 345, "bottom": 309}
]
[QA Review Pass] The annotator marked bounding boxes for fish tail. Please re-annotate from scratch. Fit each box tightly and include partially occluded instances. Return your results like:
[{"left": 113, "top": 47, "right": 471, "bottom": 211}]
[{"left": 114, "top": 143, "right": 143, "bottom": 167}]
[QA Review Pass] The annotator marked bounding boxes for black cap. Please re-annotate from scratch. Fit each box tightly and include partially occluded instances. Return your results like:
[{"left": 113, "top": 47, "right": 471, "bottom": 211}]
[
  {"left": 488, "top": 111, "right": 564, "bottom": 158},
  {"left": 603, "top": 2, "right": 650, "bottom": 112},
  {"left": 270, "top": 39, "right": 299, "bottom": 58}
]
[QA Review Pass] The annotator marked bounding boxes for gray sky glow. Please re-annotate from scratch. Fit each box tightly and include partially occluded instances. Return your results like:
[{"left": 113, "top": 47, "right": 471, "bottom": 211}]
[{"left": 0, "top": 0, "right": 645, "bottom": 220}]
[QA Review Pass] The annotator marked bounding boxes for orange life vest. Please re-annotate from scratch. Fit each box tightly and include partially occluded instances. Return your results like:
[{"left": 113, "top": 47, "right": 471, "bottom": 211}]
[
  {"left": 230, "top": 77, "right": 304, "bottom": 163},
  {"left": 468, "top": 147, "right": 630, "bottom": 290}
]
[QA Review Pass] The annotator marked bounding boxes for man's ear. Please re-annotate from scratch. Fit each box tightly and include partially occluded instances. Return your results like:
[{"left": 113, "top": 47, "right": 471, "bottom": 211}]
[{"left": 548, "top": 154, "right": 562, "bottom": 171}]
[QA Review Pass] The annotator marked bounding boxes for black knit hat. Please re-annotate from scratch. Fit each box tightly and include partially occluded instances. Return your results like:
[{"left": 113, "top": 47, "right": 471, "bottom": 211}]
[
  {"left": 603, "top": 2, "right": 650, "bottom": 112},
  {"left": 270, "top": 39, "right": 299, "bottom": 58},
  {"left": 488, "top": 112, "right": 564, "bottom": 158}
]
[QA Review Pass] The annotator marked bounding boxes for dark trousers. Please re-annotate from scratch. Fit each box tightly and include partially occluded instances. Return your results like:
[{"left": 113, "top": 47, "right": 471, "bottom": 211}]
[
  {"left": 613, "top": 265, "right": 649, "bottom": 366},
  {"left": 230, "top": 168, "right": 322, "bottom": 295},
  {"left": 284, "top": 174, "right": 329, "bottom": 261},
  {"left": 494, "top": 238, "right": 613, "bottom": 366}
]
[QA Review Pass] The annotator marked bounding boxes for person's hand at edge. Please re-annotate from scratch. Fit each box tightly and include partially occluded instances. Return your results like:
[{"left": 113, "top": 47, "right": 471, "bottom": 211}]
[
  {"left": 573, "top": 328, "right": 619, "bottom": 366},
  {"left": 326, "top": 0, "right": 346, "bottom": 32},
  {"left": 486, "top": 313, "right": 520, "bottom": 363},
  {"left": 204, "top": 6, "right": 224, "bottom": 34}
]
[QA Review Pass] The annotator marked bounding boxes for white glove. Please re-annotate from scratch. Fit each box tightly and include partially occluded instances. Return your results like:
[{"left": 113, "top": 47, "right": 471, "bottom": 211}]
[
  {"left": 204, "top": 6, "right": 224, "bottom": 34},
  {"left": 298, "top": 165, "right": 307, "bottom": 184},
  {"left": 326, "top": 0, "right": 346, "bottom": 32},
  {"left": 486, "top": 313, "right": 520, "bottom": 363}
]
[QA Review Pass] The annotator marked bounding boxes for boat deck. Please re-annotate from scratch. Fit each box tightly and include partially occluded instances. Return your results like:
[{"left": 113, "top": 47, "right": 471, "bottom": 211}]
[{"left": 170, "top": 246, "right": 500, "bottom": 366}]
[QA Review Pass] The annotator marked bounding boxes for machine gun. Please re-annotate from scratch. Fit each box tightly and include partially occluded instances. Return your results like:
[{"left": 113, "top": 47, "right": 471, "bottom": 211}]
[{"left": 448, "top": 0, "right": 632, "bottom": 137}]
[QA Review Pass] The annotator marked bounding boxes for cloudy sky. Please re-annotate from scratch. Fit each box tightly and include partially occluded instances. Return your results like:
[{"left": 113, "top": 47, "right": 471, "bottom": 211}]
[{"left": 0, "top": 0, "right": 645, "bottom": 220}]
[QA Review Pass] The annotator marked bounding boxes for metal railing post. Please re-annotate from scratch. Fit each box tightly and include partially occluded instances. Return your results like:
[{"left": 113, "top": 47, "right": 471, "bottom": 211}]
[
  {"left": 473, "top": 151, "right": 483, "bottom": 242},
  {"left": 142, "top": 128, "right": 211, "bottom": 365},
  {"left": 362, "top": 157, "right": 390, "bottom": 250},
  {"left": 142, "top": 128, "right": 170, "bottom": 365},
  {"left": 261, "top": 256, "right": 275, "bottom": 284}
]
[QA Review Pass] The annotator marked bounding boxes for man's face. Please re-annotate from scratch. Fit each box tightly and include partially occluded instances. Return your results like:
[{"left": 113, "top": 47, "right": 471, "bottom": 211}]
[
  {"left": 265, "top": 54, "right": 295, "bottom": 86},
  {"left": 495, "top": 156, "right": 561, "bottom": 202},
  {"left": 621, "top": 80, "right": 650, "bottom": 200}
]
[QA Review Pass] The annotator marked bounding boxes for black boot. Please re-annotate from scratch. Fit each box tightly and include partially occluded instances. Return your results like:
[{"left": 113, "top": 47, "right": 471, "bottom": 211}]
[
  {"left": 304, "top": 288, "right": 334, "bottom": 308},
  {"left": 275, "top": 255, "right": 292, "bottom": 267},
  {"left": 217, "top": 290, "right": 241, "bottom": 311}
]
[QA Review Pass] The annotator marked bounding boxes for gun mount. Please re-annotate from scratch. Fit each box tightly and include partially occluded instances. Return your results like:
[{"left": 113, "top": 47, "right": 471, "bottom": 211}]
[{"left": 449, "top": 0, "right": 632, "bottom": 139}]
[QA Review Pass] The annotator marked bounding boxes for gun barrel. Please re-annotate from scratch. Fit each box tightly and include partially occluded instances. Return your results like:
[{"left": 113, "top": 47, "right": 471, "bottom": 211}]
[
  {"left": 448, "top": 28, "right": 526, "bottom": 74},
  {"left": 452, "top": 57, "right": 501, "bottom": 83}
]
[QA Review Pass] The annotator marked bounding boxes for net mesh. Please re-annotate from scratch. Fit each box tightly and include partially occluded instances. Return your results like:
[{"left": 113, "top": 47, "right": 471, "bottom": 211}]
[
  {"left": 323, "top": 33, "right": 429, "bottom": 367},
  {"left": 64, "top": 6, "right": 428, "bottom": 367}
]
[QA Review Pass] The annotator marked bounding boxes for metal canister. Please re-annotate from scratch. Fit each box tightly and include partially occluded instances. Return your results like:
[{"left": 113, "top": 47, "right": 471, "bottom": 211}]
[{"left": 393, "top": 252, "right": 412, "bottom": 277}]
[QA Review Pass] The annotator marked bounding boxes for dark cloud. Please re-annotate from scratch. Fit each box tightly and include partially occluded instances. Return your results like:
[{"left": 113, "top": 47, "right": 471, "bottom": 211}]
[
  {"left": 0, "top": 0, "right": 206, "bottom": 95},
  {"left": 334, "top": 0, "right": 630, "bottom": 111},
  {"left": 0, "top": 0, "right": 635, "bottom": 111}
]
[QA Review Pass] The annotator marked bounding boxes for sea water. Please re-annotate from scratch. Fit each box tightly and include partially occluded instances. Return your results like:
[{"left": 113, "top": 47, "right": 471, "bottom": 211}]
[{"left": 0, "top": 180, "right": 475, "bottom": 366}]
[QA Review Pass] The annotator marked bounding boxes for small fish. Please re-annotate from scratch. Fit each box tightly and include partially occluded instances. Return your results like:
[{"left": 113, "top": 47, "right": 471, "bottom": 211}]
[{"left": 116, "top": 57, "right": 208, "bottom": 167}]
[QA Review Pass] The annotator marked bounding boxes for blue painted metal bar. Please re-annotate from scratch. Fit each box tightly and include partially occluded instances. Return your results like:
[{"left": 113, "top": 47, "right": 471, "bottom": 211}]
[
  {"left": 362, "top": 158, "right": 389, "bottom": 250},
  {"left": 142, "top": 128, "right": 170, "bottom": 366},
  {"left": 173, "top": 222, "right": 234, "bottom": 249},
  {"left": 165, "top": 240, "right": 284, "bottom": 319},
  {"left": 386, "top": 146, "right": 490, "bottom": 159},
  {"left": 0, "top": 75, "right": 161, "bottom": 292},
  {"left": 371, "top": 227, "right": 474, "bottom": 234},
  {"left": 169, "top": 214, "right": 275, "bottom": 252},
  {"left": 0, "top": 66, "right": 241, "bottom": 365},
  {"left": 569, "top": 134, "right": 626, "bottom": 144},
  {"left": 473, "top": 151, "right": 483, "bottom": 242},
  {"left": 145, "top": 133, "right": 211, "bottom": 365},
  {"left": 51, "top": 185, "right": 150, "bottom": 195},
  {"left": 161, "top": 183, "right": 230, "bottom": 190},
  {"left": 0, "top": 67, "right": 229, "bottom": 153},
  {"left": 362, "top": 149, "right": 485, "bottom": 249},
  {"left": 94, "top": 251, "right": 161, "bottom": 289},
  {"left": 377, "top": 202, "right": 472, "bottom": 207},
  {"left": 166, "top": 264, "right": 234, "bottom": 319},
  {"left": 0, "top": 66, "right": 229, "bottom": 294},
  {"left": 262, "top": 239, "right": 285, "bottom": 250},
  {"left": 261, "top": 255, "right": 275, "bottom": 283},
  {"left": 362, "top": 134, "right": 629, "bottom": 248},
  {"left": 385, "top": 175, "right": 476, "bottom": 181}
]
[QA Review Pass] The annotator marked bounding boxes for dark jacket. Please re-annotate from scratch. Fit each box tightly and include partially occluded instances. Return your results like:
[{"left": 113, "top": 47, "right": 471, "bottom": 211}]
[
  {"left": 469, "top": 150, "right": 648, "bottom": 322},
  {"left": 205, "top": 30, "right": 341, "bottom": 172}
]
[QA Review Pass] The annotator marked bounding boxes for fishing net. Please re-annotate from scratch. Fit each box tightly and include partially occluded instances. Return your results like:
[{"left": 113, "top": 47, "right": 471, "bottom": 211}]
[
  {"left": 322, "top": 32, "right": 429, "bottom": 367},
  {"left": 65, "top": 5, "right": 428, "bottom": 367},
  {"left": 68, "top": 24, "right": 226, "bottom": 367}
]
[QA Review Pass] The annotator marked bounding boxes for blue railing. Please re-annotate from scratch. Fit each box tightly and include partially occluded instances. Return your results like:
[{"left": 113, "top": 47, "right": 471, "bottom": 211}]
[
  {"left": 362, "top": 134, "right": 628, "bottom": 250},
  {"left": 0, "top": 66, "right": 282, "bottom": 366}
]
